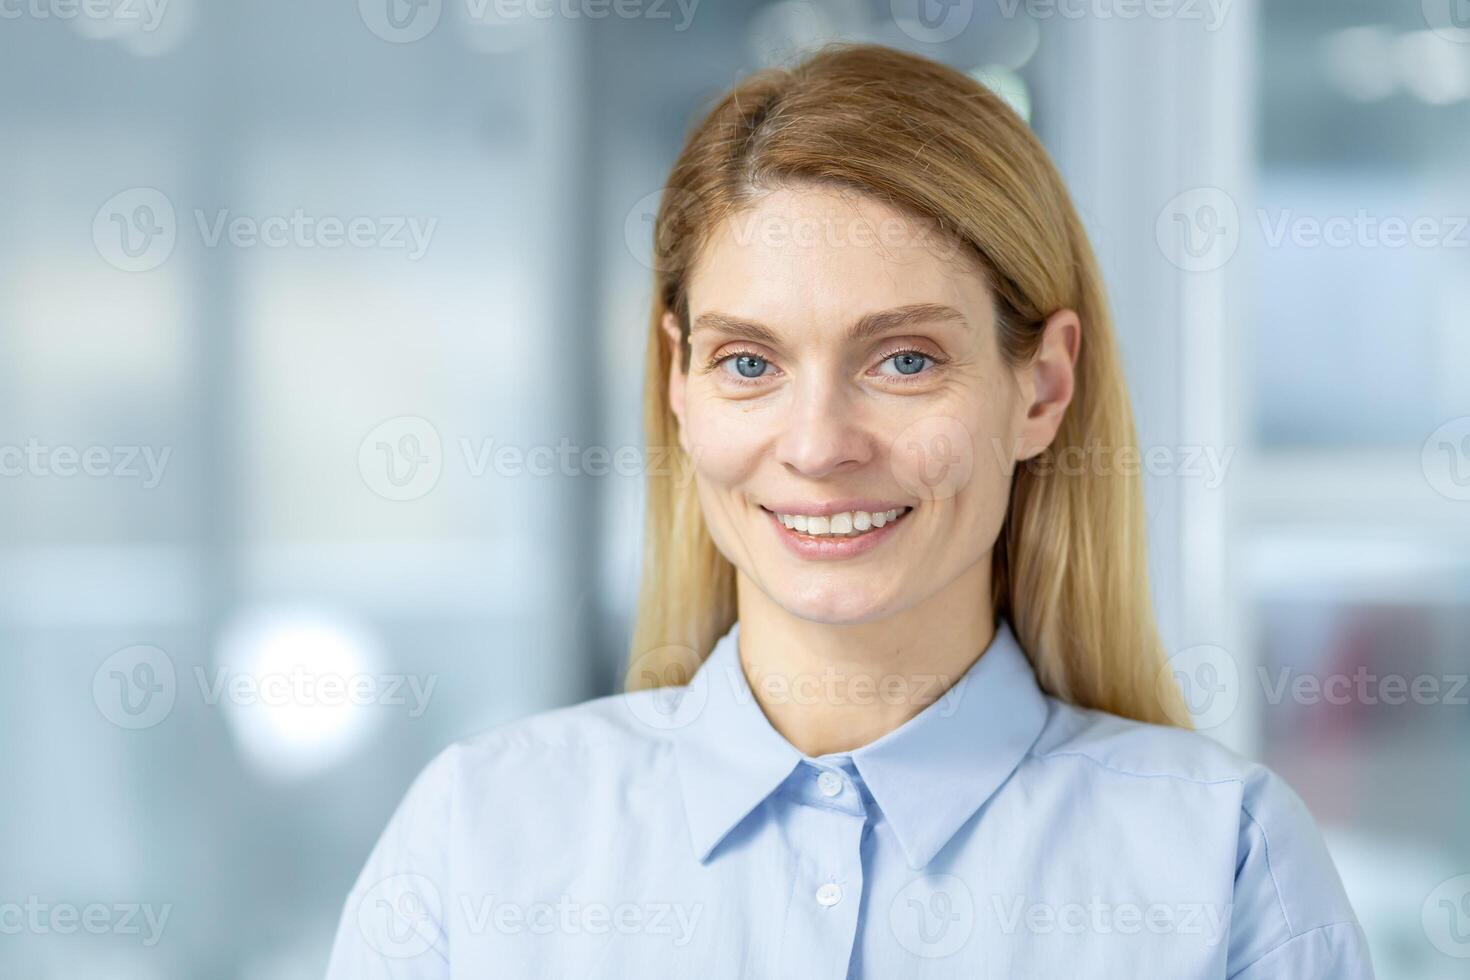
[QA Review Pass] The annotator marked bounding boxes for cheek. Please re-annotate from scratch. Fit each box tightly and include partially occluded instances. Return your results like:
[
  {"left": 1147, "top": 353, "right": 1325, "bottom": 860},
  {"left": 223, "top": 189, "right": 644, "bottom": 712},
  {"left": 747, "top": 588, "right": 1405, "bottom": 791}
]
[
  {"left": 883, "top": 391, "right": 1018, "bottom": 535},
  {"left": 682, "top": 398, "right": 771, "bottom": 487}
]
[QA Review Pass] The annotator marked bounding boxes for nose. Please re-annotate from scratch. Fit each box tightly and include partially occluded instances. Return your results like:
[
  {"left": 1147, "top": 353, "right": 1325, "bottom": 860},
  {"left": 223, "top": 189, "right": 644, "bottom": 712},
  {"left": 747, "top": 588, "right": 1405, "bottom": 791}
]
[{"left": 772, "top": 376, "right": 874, "bottom": 479}]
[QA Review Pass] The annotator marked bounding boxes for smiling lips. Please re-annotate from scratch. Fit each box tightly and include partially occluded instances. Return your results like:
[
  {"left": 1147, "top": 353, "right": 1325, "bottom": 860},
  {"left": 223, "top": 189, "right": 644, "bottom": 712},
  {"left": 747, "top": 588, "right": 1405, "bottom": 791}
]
[
  {"left": 771, "top": 506, "right": 910, "bottom": 537},
  {"left": 761, "top": 503, "right": 914, "bottom": 559}
]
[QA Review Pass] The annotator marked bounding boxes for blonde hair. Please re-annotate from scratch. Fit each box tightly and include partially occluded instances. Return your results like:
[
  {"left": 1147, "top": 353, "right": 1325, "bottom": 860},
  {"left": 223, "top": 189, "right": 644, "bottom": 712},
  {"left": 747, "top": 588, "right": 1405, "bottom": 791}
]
[{"left": 629, "top": 42, "right": 1188, "bottom": 727}]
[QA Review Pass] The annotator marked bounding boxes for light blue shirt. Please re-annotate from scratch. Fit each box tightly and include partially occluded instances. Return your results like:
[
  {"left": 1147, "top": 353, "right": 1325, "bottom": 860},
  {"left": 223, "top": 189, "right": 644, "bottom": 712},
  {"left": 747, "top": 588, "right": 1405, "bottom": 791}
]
[{"left": 326, "top": 616, "right": 1374, "bottom": 978}]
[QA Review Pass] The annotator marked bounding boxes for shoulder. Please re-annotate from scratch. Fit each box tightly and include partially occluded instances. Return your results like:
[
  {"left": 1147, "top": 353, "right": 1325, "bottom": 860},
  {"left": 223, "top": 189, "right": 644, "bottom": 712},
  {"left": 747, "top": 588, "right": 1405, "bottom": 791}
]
[
  {"left": 451, "top": 685, "right": 683, "bottom": 759},
  {"left": 388, "top": 686, "right": 686, "bottom": 810},
  {"left": 1029, "top": 694, "right": 1258, "bottom": 786},
  {"left": 1027, "top": 698, "right": 1370, "bottom": 974}
]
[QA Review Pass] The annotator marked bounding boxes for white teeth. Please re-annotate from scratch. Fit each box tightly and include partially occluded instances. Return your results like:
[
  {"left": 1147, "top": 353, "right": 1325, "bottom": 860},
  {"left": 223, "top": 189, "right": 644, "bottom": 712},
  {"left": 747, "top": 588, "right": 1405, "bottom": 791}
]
[{"left": 773, "top": 506, "right": 910, "bottom": 537}]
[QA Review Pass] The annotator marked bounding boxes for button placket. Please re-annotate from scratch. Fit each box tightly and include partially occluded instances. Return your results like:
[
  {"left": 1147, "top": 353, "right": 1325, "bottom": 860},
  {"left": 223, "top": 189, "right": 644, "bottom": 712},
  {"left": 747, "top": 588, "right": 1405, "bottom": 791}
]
[{"left": 776, "top": 799, "right": 867, "bottom": 980}]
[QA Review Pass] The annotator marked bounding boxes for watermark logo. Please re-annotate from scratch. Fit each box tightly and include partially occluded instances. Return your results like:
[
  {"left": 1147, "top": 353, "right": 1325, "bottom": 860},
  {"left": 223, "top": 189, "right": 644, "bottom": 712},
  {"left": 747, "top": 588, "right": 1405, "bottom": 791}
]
[
  {"left": 890, "top": 873, "right": 975, "bottom": 958},
  {"left": 1156, "top": 187, "right": 1240, "bottom": 273},
  {"left": 358, "top": 874, "right": 445, "bottom": 959},
  {"left": 1157, "top": 643, "right": 1238, "bottom": 729},
  {"left": 359, "top": 416, "right": 444, "bottom": 502},
  {"left": 892, "top": 0, "right": 975, "bottom": 43},
  {"left": 1423, "top": 874, "right": 1470, "bottom": 958},
  {"left": 93, "top": 645, "right": 177, "bottom": 730},
  {"left": 623, "top": 643, "right": 703, "bottom": 731},
  {"left": 360, "top": 0, "right": 442, "bottom": 42},
  {"left": 1422, "top": 0, "right": 1470, "bottom": 43},
  {"left": 1423, "top": 416, "right": 1470, "bottom": 501},
  {"left": 93, "top": 187, "right": 176, "bottom": 273},
  {"left": 624, "top": 186, "right": 706, "bottom": 272},
  {"left": 891, "top": 415, "right": 976, "bottom": 503}
]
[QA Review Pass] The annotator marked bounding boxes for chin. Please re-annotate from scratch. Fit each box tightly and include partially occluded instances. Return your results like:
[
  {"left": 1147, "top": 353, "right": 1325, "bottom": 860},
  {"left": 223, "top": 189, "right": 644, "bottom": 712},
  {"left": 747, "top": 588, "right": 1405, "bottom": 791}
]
[{"left": 772, "top": 578, "right": 902, "bottom": 626}]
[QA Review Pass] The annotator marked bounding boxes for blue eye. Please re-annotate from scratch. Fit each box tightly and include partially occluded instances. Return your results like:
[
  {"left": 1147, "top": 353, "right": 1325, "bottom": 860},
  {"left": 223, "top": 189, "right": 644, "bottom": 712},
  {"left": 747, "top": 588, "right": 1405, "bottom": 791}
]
[
  {"left": 881, "top": 351, "right": 931, "bottom": 376},
  {"left": 726, "top": 354, "right": 768, "bottom": 379}
]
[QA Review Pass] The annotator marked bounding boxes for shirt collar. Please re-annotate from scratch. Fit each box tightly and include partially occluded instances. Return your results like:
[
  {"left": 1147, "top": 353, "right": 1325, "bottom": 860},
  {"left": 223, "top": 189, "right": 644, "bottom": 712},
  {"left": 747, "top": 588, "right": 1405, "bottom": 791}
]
[{"left": 671, "top": 615, "right": 1049, "bottom": 870}]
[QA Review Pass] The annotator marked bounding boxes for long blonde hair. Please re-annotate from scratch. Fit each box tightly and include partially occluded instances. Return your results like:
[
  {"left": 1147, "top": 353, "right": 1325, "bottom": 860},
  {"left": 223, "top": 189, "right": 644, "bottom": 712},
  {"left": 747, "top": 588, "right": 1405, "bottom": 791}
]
[{"left": 629, "top": 42, "right": 1188, "bottom": 727}]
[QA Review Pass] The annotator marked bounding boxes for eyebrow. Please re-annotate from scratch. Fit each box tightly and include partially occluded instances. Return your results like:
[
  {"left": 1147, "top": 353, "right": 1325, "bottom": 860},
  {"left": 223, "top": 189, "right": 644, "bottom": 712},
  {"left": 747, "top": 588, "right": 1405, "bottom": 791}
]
[{"left": 690, "top": 303, "right": 968, "bottom": 346}]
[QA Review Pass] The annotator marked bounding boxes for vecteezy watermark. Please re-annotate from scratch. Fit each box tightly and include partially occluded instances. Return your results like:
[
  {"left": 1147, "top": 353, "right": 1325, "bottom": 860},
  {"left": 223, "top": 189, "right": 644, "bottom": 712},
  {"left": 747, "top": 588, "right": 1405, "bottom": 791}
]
[
  {"left": 715, "top": 208, "right": 964, "bottom": 262},
  {"left": 93, "top": 187, "right": 437, "bottom": 272},
  {"left": 0, "top": 0, "right": 169, "bottom": 31},
  {"left": 357, "top": 416, "right": 700, "bottom": 502},
  {"left": 1155, "top": 646, "right": 1468, "bottom": 730},
  {"left": 0, "top": 898, "right": 172, "bottom": 947},
  {"left": 889, "top": 874, "right": 976, "bottom": 958},
  {"left": 989, "top": 895, "right": 1233, "bottom": 946},
  {"left": 457, "top": 894, "right": 703, "bottom": 945},
  {"left": 353, "top": 876, "right": 702, "bottom": 957},
  {"left": 1424, "top": 874, "right": 1470, "bottom": 958},
  {"left": 0, "top": 439, "right": 171, "bottom": 488},
  {"left": 994, "top": 437, "right": 1235, "bottom": 489},
  {"left": 194, "top": 664, "right": 437, "bottom": 718},
  {"left": 1257, "top": 210, "right": 1470, "bottom": 251},
  {"left": 1258, "top": 666, "right": 1468, "bottom": 707},
  {"left": 728, "top": 662, "right": 968, "bottom": 716},
  {"left": 991, "top": 0, "right": 1232, "bottom": 30},
  {"left": 1423, "top": 416, "right": 1470, "bottom": 501},
  {"left": 1158, "top": 186, "right": 1470, "bottom": 272},
  {"left": 622, "top": 184, "right": 965, "bottom": 272},
  {"left": 358, "top": 0, "right": 701, "bottom": 45},
  {"left": 92, "top": 644, "right": 437, "bottom": 729}
]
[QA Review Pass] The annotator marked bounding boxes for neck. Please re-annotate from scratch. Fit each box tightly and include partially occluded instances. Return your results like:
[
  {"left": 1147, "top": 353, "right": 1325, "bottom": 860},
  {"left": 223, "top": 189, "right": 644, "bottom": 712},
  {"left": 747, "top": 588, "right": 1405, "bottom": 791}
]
[{"left": 732, "top": 558, "right": 996, "bottom": 757}]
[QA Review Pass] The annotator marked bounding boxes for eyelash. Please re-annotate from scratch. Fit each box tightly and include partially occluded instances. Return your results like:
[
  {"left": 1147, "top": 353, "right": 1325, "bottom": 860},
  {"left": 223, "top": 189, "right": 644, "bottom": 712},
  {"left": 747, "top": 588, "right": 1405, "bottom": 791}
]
[{"left": 706, "top": 346, "right": 948, "bottom": 387}]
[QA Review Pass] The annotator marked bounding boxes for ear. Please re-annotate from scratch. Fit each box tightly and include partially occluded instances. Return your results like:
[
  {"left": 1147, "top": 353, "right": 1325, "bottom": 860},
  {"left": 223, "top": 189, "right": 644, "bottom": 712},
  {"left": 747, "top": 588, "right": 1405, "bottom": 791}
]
[
  {"left": 662, "top": 311, "right": 690, "bottom": 454},
  {"left": 1015, "top": 308, "right": 1080, "bottom": 460}
]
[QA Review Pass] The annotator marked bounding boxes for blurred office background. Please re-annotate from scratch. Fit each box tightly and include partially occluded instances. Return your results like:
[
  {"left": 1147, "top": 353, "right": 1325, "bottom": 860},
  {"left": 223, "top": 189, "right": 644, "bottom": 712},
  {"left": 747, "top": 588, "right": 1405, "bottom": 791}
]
[{"left": 0, "top": 0, "right": 1466, "bottom": 976}]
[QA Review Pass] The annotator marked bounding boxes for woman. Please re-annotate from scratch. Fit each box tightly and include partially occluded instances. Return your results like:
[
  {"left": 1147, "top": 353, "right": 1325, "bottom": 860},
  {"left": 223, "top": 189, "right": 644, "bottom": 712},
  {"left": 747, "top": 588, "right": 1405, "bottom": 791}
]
[{"left": 326, "top": 43, "right": 1373, "bottom": 978}]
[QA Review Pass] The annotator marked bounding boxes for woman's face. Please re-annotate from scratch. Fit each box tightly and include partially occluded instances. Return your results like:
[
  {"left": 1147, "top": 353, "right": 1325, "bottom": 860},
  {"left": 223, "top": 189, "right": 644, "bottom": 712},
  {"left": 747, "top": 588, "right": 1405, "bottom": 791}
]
[{"left": 665, "top": 184, "right": 1077, "bottom": 625}]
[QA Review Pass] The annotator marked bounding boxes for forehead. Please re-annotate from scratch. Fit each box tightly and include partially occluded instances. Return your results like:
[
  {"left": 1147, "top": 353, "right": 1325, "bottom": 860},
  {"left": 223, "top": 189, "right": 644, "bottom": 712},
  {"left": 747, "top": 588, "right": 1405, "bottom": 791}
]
[{"left": 686, "top": 184, "right": 991, "bottom": 332}]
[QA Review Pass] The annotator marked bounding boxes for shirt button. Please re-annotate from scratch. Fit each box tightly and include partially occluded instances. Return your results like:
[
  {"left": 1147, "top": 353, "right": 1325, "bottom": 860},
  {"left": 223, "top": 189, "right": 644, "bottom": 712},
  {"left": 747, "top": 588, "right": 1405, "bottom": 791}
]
[
  {"left": 816, "top": 770, "right": 843, "bottom": 797},
  {"left": 815, "top": 883, "right": 842, "bottom": 907}
]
